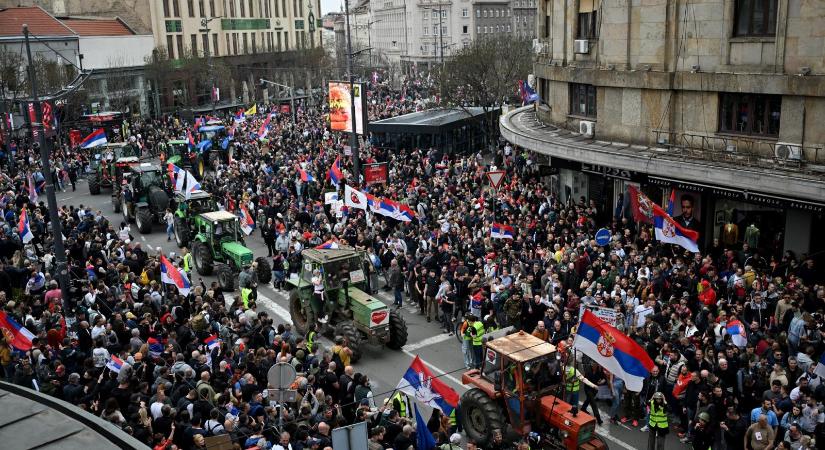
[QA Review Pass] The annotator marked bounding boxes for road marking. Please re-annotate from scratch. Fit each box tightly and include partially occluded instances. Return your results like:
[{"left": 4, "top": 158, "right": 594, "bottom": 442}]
[
  {"left": 256, "top": 292, "right": 295, "bottom": 324},
  {"left": 141, "top": 236, "right": 146, "bottom": 242},
  {"left": 402, "top": 333, "right": 454, "bottom": 352},
  {"left": 594, "top": 424, "right": 637, "bottom": 450}
]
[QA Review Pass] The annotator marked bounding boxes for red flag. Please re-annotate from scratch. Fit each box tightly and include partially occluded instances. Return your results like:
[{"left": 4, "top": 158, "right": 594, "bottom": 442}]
[{"left": 627, "top": 185, "right": 655, "bottom": 224}]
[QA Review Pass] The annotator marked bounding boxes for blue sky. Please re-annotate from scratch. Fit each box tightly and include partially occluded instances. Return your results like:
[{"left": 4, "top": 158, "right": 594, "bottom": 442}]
[{"left": 321, "top": 0, "right": 341, "bottom": 14}]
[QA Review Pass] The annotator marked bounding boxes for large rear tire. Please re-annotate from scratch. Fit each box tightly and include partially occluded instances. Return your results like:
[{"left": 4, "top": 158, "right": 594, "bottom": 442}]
[
  {"left": 173, "top": 216, "right": 189, "bottom": 248},
  {"left": 136, "top": 207, "right": 152, "bottom": 233},
  {"left": 88, "top": 175, "right": 100, "bottom": 195},
  {"left": 216, "top": 264, "right": 235, "bottom": 291},
  {"left": 386, "top": 310, "right": 408, "bottom": 350},
  {"left": 192, "top": 241, "right": 213, "bottom": 276},
  {"left": 255, "top": 257, "right": 272, "bottom": 284},
  {"left": 289, "top": 290, "right": 309, "bottom": 336},
  {"left": 335, "top": 321, "right": 364, "bottom": 363},
  {"left": 460, "top": 388, "right": 506, "bottom": 447}
]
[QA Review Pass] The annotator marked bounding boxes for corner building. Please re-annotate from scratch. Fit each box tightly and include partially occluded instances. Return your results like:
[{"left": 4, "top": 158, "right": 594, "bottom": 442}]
[{"left": 501, "top": 0, "right": 825, "bottom": 257}]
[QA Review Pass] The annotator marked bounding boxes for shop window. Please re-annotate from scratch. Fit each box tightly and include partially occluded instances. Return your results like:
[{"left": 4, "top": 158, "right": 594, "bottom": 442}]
[
  {"left": 570, "top": 83, "right": 597, "bottom": 118},
  {"left": 734, "top": 0, "right": 777, "bottom": 37},
  {"left": 718, "top": 92, "right": 781, "bottom": 137},
  {"left": 577, "top": 0, "right": 599, "bottom": 39}
]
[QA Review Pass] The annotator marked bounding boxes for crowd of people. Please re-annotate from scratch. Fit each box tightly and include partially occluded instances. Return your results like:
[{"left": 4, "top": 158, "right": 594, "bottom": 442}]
[{"left": 0, "top": 71, "right": 823, "bottom": 450}]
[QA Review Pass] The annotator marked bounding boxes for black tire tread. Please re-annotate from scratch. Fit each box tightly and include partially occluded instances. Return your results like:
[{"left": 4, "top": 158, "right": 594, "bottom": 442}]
[
  {"left": 386, "top": 310, "right": 408, "bottom": 350},
  {"left": 460, "top": 388, "right": 505, "bottom": 447}
]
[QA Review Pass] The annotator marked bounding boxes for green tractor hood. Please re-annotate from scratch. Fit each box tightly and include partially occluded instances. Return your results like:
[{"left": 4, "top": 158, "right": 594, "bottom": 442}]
[
  {"left": 221, "top": 241, "right": 254, "bottom": 267},
  {"left": 166, "top": 154, "right": 182, "bottom": 165}
]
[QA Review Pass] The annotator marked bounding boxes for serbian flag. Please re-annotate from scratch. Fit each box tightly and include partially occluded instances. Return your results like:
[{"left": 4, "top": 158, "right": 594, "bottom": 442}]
[
  {"left": 397, "top": 204, "right": 416, "bottom": 222},
  {"left": 239, "top": 205, "right": 255, "bottom": 235},
  {"left": 204, "top": 335, "right": 221, "bottom": 351},
  {"left": 233, "top": 110, "right": 246, "bottom": 123},
  {"left": 316, "top": 240, "right": 339, "bottom": 249},
  {"left": 184, "top": 170, "right": 201, "bottom": 199},
  {"left": 0, "top": 310, "right": 35, "bottom": 351},
  {"left": 193, "top": 117, "right": 203, "bottom": 131},
  {"left": 654, "top": 190, "right": 699, "bottom": 253},
  {"left": 106, "top": 355, "right": 125, "bottom": 373},
  {"left": 79, "top": 128, "right": 107, "bottom": 149},
  {"left": 147, "top": 337, "right": 164, "bottom": 358},
  {"left": 573, "top": 309, "right": 655, "bottom": 392},
  {"left": 18, "top": 208, "right": 34, "bottom": 244},
  {"left": 725, "top": 318, "right": 748, "bottom": 348},
  {"left": 85, "top": 262, "right": 97, "bottom": 281},
  {"left": 168, "top": 163, "right": 184, "bottom": 190},
  {"left": 627, "top": 185, "right": 655, "bottom": 224},
  {"left": 160, "top": 254, "right": 191, "bottom": 296},
  {"left": 187, "top": 129, "right": 196, "bottom": 149},
  {"left": 396, "top": 355, "right": 459, "bottom": 416},
  {"left": 257, "top": 115, "right": 272, "bottom": 140},
  {"left": 26, "top": 172, "right": 38, "bottom": 204},
  {"left": 328, "top": 156, "right": 344, "bottom": 187},
  {"left": 297, "top": 168, "right": 315, "bottom": 182},
  {"left": 490, "top": 223, "right": 514, "bottom": 240}
]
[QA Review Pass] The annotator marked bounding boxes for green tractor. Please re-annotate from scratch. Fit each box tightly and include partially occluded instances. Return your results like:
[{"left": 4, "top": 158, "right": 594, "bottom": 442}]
[
  {"left": 164, "top": 139, "right": 207, "bottom": 180},
  {"left": 197, "top": 125, "right": 235, "bottom": 168},
  {"left": 190, "top": 210, "right": 272, "bottom": 291},
  {"left": 172, "top": 190, "right": 217, "bottom": 248},
  {"left": 119, "top": 163, "right": 173, "bottom": 234},
  {"left": 286, "top": 248, "right": 408, "bottom": 362},
  {"left": 88, "top": 142, "right": 140, "bottom": 195}
]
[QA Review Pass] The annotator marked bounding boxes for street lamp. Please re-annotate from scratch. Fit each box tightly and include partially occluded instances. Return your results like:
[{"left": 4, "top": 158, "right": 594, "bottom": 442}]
[
  {"left": 366, "top": 19, "right": 382, "bottom": 66},
  {"left": 422, "top": 5, "right": 445, "bottom": 66},
  {"left": 259, "top": 77, "right": 296, "bottom": 122},
  {"left": 199, "top": 16, "right": 221, "bottom": 115}
]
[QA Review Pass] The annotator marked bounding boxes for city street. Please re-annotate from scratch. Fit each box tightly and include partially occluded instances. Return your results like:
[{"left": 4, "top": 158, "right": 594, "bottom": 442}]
[{"left": 57, "top": 177, "right": 686, "bottom": 450}]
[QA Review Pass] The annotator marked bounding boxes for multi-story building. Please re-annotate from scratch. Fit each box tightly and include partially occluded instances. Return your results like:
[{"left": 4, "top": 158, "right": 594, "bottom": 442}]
[
  {"left": 500, "top": 0, "right": 825, "bottom": 257},
  {"left": 511, "top": 0, "right": 535, "bottom": 38},
  {"left": 473, "top": 0, "right": 512, "bottom": 39}
]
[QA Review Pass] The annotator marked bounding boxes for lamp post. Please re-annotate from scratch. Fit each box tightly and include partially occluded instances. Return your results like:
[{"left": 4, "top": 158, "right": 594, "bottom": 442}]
[
  {"left": 366, "top": 19, "right": 382, "bottom": 67},
  {"left": 344, "top": 0, "right": 361, "bottom": 184},
  {"left": 422, "top": 4, "right": 445, "bottom": 67},
  {"left": 199, "top": 16, "right": 221, "bottom": 115},
  {"left": 259, "top": 77, "right": 296, "bottom": 122}
]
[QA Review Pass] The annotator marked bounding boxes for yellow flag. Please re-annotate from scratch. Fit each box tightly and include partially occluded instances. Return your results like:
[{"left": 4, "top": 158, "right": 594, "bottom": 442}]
[{"left": 245, "top": 104, "right": 257, "bottom": 116}]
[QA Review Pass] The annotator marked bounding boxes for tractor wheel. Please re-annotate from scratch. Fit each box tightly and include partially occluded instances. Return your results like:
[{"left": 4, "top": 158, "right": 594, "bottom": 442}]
[
  {"left": 192, "top": 241, "right": 213, "bottom": 276},
  {"left": 88, "top": 175, "right": 100, "bottom": 195},
  {"left": 136, "top": 207, "right": 153, "bottom": 233},
  {"left": 112, "top": 194, "right": 121, "bottom": 213},
  {"left": 336, "top": 321, "right": 364, "bottom": 363},
  {"left": 216, "top": 264, "right": 235, "bottom": 291},
  {"left": 255, "top": 257, "right": 272, "bottom": 284},
  {"left": 289, "top": 290, "right": 309, "bottom": 336},
  {"left": 195, "top": 156, "right": 206, "bottom": 179},
  {"left": 386, "top": 309, "right": 408, "bottom": 350},
  {"left": 460, "top": 388, "right": 505, "bottom": 447},
  {"left": 173, "top": 216, "right": 189, "bottom": 248}
]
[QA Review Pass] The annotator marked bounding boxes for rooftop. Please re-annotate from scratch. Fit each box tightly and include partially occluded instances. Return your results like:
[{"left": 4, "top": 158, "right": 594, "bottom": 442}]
[
  {"left": 487, "top": 331, "right": 556, "bottom": 363},
  {"left": 370, "top": 107, "right": 489, "bottom": 127},
  {"left": 0, "top": 6, "right": 74, "bottom": 37},
  {"left": 201, "top": 211, "right": 238, "bottom": 222},
  {"left": 61, "top": 17, "right": 135, "bottom": 36}
]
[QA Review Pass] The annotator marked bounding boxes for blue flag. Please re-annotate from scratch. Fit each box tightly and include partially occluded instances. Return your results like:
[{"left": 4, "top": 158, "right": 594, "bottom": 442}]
[{"left": 414, "top": 404, "right": 436, "bottom": 450}]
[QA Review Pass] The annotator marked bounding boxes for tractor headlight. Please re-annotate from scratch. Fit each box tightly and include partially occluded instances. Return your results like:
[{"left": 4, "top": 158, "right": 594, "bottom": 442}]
[{"left": 560, "top": 430, "right": 569, "bottom": 439}]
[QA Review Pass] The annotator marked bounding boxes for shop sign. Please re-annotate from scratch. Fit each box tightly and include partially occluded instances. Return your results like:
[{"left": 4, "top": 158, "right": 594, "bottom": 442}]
[{"left": 581, "top": 163, "right": 640, "bottom": 181}]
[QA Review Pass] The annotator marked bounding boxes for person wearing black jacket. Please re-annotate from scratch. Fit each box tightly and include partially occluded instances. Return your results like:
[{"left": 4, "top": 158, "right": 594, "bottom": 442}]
[{"left": 580, "top": 361, "right": 605, "bottom": 424}]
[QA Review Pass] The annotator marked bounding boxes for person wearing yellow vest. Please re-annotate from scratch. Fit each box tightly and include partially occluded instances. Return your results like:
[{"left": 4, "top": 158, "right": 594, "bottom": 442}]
[
  {"left": 647, "top": 391, "right": 668, "bottom": 450},
  {"left": 390, "top": 391, "right": 409, "bottom": 418},
  {"left": 181, "top": 247, "right": 192, "bottom": 278},
  {"left": 305, "top": 323, "right": 317, "bottom": 354},
  {"left": 470, "top": 316, "right": 485, "bottom": 369},
  {"left": 564, "top": 359, "right": 598, "bottom": 408}
]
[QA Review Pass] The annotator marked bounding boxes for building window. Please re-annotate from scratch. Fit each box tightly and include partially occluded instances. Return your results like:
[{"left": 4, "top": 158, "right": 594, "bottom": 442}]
[
  {"left": 483, "top": 9, "right": 487, "bottom": 18},
  {"left": 173, "top": 0, "right": 181, "bottom": 16},
  {"left": 243, "top": 32, "right": 248, "bottom": 52},
  {"left": 188, "top": 0, "right": 195, "bottom": 17},
  {"left": 718, "top": 92, "right": 781, "bottom": 137},
  {"left": 441, "top": 26, "right": 446, "bottom": 35},
  {"left": 462, "top": 8, "right": 468, "bottom": 17},
  {"left": 210, "top": 0, "right": 215, "bottom": 16},
  {"left": 274, "top": 0, "right": 279, "bottom": 16},
  {"left": 240, "top": 0, "right": 245, "bottom": 16},
  {"left": 507, "top": 24, "right": 511, "bottom": 32},
  {"left": 477, "top": 25, "right": 480, "bottom": 34},
  {"left": 249, "top": 0, "right": 254, "bottom": 16},
  {"left": 191, "top": 34, "right": 198, "bottom": 55},
  {"left": 163, "top": 0, "right": 170, "bottom": 17},
  {"left": 570, "top": 83, "right": 597, "bottom": 118},
  {"left": 577, "top": 0, "right": 599, "bottom": 39},
  {"left": 734, "top": 0, "right": 777, "bottom": 36},
  {"left": 423, "top": 26, "right": 428, "bottom": 35},
  {"left": 213, "top": 34, "right": 219, "bottom": 56},
  {"left": 284, "top": 32, "right": 288, "bottom": 50},
  {"left": 176, "top": 34, "right": 185, "bottom": 59},
  {"left": 166, "top": 35, "right": 175, "bottom": 58},
  {"left": 202, "top": 33, "right": 209, "bottom": 54},
  {"left": 463, "top": 25, "right": 468, "bottom": 34},
  {"left": 277, "top": 31, "right": 282, "bottom": 50},
  {"left": 229, "top": 0, "right": 235, "bottom": 17},
  {"left": 483, "top": 26, "right": 487, "bottom": 33},
  {"left": 199, "top": 0, "right": 205, "bottom": 16},
  {"left": 232, "top": 33, "right": 239, "bottom": 54},
  {"left": 476, "top": 9, "right": 480, "bottom": 18}
]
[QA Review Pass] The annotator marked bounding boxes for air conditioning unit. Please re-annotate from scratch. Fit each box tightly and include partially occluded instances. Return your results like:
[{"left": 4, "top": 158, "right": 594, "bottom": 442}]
[
  {"left": 574, "top": 39, "right": 590, "bottom": 54},
  {"left": 579, "top": 120, "right": 595, "bottom": 138},
  {"left": 775, "top": 142, "right": 803, "bottom": 161}
]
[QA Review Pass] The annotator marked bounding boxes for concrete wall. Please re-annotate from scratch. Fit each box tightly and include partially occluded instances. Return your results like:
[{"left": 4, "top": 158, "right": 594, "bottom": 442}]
[{"left": 78, "top": 35, "right": 155, "bottom": 69}]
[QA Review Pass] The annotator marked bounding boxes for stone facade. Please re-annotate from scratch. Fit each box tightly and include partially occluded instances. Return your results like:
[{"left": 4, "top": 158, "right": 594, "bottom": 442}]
[{"left": 532, "top": 0, "right": 825, "bottom": 158}]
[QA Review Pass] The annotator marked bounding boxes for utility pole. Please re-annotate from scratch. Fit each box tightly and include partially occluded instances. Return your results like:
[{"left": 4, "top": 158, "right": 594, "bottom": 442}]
[
  {"left": 344, "top": 0, "right": 361, "bottom": 184},
  {"left": 22, "top": 25, "right": 71, "bottom": 305},
  {"left": 200, "top": 17, "right": 219, "bottom": 115}
]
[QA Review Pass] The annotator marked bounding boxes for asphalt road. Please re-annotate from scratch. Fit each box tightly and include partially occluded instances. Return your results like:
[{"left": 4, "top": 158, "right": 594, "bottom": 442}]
[{"left": 57, "top": 177, "right": 689, "bottom": 450}]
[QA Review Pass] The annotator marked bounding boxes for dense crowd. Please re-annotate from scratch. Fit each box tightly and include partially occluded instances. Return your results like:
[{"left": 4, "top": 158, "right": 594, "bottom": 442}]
[{"left": 0, "top": 72, "right": 823, "bottom": 450}]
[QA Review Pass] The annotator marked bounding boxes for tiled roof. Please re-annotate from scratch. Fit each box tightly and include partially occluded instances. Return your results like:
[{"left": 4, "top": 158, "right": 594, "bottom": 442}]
[
  {"left": 0, "top": 6, "right": 75, "bottom": 37},
  {"left": 61, "top": 18, "right": 135, "bottom": 36}
]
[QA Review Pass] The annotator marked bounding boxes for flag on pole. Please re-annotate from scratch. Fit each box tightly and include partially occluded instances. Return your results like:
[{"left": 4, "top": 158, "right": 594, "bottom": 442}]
[
  {"left": 184, "top": 171, "right": 201, "bottom": 199},
  {"left": 257, "top": 115, "right": 272, "bottom": 140},
  {"left": 159, "top": 254, "right": 191, "bottom": 296},
  {"left": 627, "top": 185, "right": 655, "bottom": 224},
  {"left": 17, "top": 208, "right": 34, "bottom": 244},
  {"left": 79, "top": 128, "right": 107, "bottom": 149},
  {"left": 573, "top": 309, "right": 655, "bottom": 392},
  {"left": 654, "top": 189, "right": 700, "bottom": 253},
  {"left": 328, "top": 156, "right": 344, "bottom": 187},
  {"left": 297, "top": 168, "right": 315, "bottom": 182},
  {"left": 490, "top": 223, "right": 515, "bottom": 239},
  {"left": 187, "top": 129, "right": 196, "bottom": 149},
  {"left": 233, "top": 110, "right": 246, "bottom": 123},
  {"left": 344, "top": 184, "right": 367, "bottom": 210},
  {"left": 106, "top": 355, "right": 125, "bottom": 373},
  {"left": 0, "top": 310, "right": 35, "bottom": 351},
  {"left": 414, "top": 404, "right": 437, "bottom": 450},
  {"left": 239, "top": 205, "right": 255, "bottom": 235},
  {"left": 26, "top": 172, "right": 38, "bottom": 204},
  {"left": 147, "top": 337, "right": 164, "bottom": 358},
  {"left": 244, "top": 104, "right": 257, "bottom": 116},
  {"left": 395, "top": 355, "right": 459, "bottom": 415}
]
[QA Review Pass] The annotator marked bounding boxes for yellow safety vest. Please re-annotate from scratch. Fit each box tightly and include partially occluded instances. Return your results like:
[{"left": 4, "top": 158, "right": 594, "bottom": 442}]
[
  {"left": 649, "top": 400, "right": 668, "bottom": 428},
  {"left": 183, "top": 253, "right": 192, "bottom": 273},
  {"left": 449, "top": 409, "right": 456, "bottom": 426},
  {"left": 241, "top": 288, "right": 252, "bottom": 308},
  {"left": 565, "top": 366, "right": 580, "bottom": 392},
  {"left": 472, "top": 321, "right": 484, "bottom": 346},
  {"left": 306, "top": 331, "right": 316, "bottom": 353},
  {"left": 392, "top": 392, "right": 407, "bottom": 417}
]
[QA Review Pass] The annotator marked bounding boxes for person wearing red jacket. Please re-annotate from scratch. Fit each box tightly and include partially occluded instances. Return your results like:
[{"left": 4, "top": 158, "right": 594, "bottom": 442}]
[{"left": 698, "top": 279, "right": 717, "bottom": 306}]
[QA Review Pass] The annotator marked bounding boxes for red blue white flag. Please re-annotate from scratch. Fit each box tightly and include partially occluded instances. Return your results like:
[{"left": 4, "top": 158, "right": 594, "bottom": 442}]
[
  {"left": 148, "top": 337, "right": 164, "bottom": 358},
  {"left": 315, "top": 240, "right": 339, "bottom": 249},
  {"left": 18, "top": 208, "right": 34, "bottom": 244},
  {"left": 0, "top": 310, "right": 35, "bottom": 351},
  {"left": 239, "top": 205, "right": 255, "bottom": 235},
  {"left": 160, "top": 254, "right": 191, "bottom": 296},
  {"left": 26, "top": 172, "right": 38, "bottom": 204},
  {"left": 573, "top": 309, "right": 655, "bottom": 392},
  {"left": 654, "top": 189, "right": 699, "bottom": 253},
  {"left": 328, "top": 156, "right": 344, "bottom": 187},
  {"left": 490, "top": 223, "right": 514, "bottom": 240},
  {"left": 204, "top": 334, "right": 221, "bottom": 351},
  {"left": 79, "top": 128, "right": 107, "bottom": 149},
  {"left": 396, "top": 355, "right": 459, "bottom": 416},
  {"left": 106, "top": 355, "right": 125, "bottom": 373},
  {"left": 297, "top": 168, "right": 315, "bottom": 183},
  {"left": 725, "top": 318, "right": 748, "bottom": 347}
]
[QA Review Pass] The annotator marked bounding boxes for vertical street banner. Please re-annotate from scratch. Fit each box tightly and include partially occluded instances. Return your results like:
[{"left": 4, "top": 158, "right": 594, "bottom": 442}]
[
  {"left": 328, "top": 81, "right": 365, "bottom": 135},
  {"left": 363, "top": 162, "right": 388, "bottom": 186}
]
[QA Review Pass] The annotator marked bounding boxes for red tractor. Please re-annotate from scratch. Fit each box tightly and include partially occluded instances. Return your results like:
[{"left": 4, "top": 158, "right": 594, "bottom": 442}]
[{"left": 459, "top": 331, "right": 608, "bottom": 449}]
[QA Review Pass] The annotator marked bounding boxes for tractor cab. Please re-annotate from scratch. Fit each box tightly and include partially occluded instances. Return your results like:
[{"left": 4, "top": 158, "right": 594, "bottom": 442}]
[
  {"left": 175, "top": 191, "right": 215, "bottom": 216},
  {"left": 165, "top": 140, "right": 189, "bottom": 163},
  {"left": 190, "top": 211, "right": 264, "bottom": 290},
  {"left": 460, "top": 332, "right": 607, "bottom": 450},
  {"left": 199, "top": 211, "right": 242, "bottom": 246},
  {"left": 198, "top": 125, "right": 226, "bottom": 141}
]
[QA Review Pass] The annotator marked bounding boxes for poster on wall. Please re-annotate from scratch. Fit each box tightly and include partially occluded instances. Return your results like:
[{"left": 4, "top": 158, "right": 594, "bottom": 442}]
[
  {"left": 670, "top": 189, "right": 702, "bottom": 235},
  {"left": 328, "top": 81, "right": 365, "bottom": 135}
]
